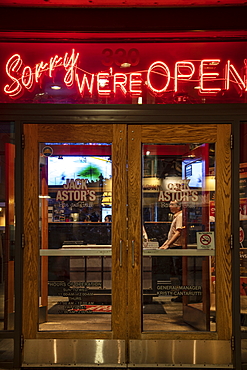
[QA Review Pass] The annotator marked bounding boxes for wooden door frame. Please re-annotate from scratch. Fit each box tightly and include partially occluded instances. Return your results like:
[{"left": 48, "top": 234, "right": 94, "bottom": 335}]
[
  {"left": 127, "top": 123, "right": 232, "bottom": 341},
  {"left": 23, "top": 121, "right": 232, "bottom": 342},
  {"left": 22, "top": 123, "right": 128, "bottom": 341}
]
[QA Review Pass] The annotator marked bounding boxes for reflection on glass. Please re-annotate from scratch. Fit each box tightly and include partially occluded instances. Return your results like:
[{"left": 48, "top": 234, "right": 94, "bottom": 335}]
[
  {"left": 0, "top": 122, "right": 15, "bottom": 336},
  {"left": 39, "top": 143, "right": 112, "bottom": 331},
  {"left": 142, "top": 143, "right": 216, "bottom": 332},
  {"left": 240, "top": 124, "right": 247, "bottom": 331},
  {"left": 0, "top": 339, "right": 14, "bottom": 362}
]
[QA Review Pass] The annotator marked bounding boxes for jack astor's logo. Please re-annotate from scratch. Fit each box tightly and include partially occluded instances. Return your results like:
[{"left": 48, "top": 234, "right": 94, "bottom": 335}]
[
  {"left": 3, "top": 49, "right": 247, "bottom": 98},
  {"left": 56, "top": 179, "right": 96, "bottom": 202},
  {"left": 158, "top": 180, "right": 199, "bottom": 202}
]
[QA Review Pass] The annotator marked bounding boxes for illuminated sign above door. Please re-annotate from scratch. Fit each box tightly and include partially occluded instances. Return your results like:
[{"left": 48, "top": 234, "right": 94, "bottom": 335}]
[{"left": 1, "top": 42, "right": 247, "bottom": 104}]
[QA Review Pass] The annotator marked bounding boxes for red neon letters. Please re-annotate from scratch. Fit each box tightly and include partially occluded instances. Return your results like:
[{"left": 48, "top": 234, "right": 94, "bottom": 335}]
[{"left": 4, "top": 49, "right": 247, "bottom": 99}]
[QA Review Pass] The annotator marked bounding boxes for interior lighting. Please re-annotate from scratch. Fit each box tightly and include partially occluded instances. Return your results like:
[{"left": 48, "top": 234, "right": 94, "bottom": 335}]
[
  {"left": 98, "top": 78, "right": 109, "bottom": 88},
  {"left": 51, "top": 85, "right": 62, "bottom": 90},
  {"left": 121, "top": 63, "right": 131, "bottom": 68},
  {"left": 146, "top": 151, "right": 150, "bottom": 155}
]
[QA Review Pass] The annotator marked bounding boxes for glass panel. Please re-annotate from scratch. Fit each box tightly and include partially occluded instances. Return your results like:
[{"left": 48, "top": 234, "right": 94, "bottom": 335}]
[
  {"left": 39, "top": 143, "right": 112, "bottom": 331},
  {"left": 142, "top": 143, "right": 216, "bottom": 332},
  {"left": 242, "top": 339, "right": 247, "bottom": 363},
  {"left": 1, "top": 41, "right": 247, "bottom": 105},
  {"left": 0, "top": 122, "right": 15, "bottom": 337},
  {"left": 0, "top": 338, "right": 14, "bottom": 362},
  {"left": 240, "top": 123, "right": 247, "bottom": 331}
]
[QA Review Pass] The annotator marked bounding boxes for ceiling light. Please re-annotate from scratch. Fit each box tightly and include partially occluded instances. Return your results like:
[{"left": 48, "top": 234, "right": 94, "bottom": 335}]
[
  {"left": 120, "top": 63, "right": 131, "bottom": 68},
  {"left": 51, "top": 85, "right": 62, "bottom": 90}
]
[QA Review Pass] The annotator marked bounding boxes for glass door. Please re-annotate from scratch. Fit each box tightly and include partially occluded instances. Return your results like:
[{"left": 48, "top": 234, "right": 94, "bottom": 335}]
[
  {"left": 22, "top": 123, "right": 127, "bottom": 366},
  {"left": 22, "top": 122, "right": 232, "bottom": 367},
  {"left": 128, "top": 124, "right": 232, "bottom": 366}
]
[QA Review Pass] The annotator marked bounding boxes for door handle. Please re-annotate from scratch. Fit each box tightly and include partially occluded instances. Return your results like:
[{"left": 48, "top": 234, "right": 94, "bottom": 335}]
[
  {"left": 119, "top": 239, "right": 123, "bottom": 267},
  {"left": 132, "top": 240, "right": 135, "bottom": 267}
]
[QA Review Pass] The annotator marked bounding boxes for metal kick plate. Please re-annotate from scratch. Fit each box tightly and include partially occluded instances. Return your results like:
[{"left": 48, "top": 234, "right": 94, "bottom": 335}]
[
  {"left": 23, "top": 339, "right": 126, "bottom": 367},
  {"left": 129, "top": 339, "right": 233, "bottom": 367}
]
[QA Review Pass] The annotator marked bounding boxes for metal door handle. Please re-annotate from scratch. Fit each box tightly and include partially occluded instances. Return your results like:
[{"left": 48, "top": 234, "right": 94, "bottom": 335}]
[
  {"left": 132, "top": 240, "right": 135, "bottom": 267},
  {"left": 120, "top": 239, "right": 123, "bottom": 267}
]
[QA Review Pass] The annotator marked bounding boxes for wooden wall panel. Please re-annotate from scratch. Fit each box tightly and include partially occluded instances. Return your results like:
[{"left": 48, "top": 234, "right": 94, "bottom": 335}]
[
  {"left": 112, "top": 124, "right": 128, "bottom": 339},
  {"left": 38, "top": 124, "right": 113, "bottom": 143},
  {"left": 23, "top": 124, "right": 39, "bottom": 338},
  {"left": 141, "top": 124, "right": 217, "bottom": 143},
  {"left": 215, "top": 124, "right": 232, "bottom": 339},
  {"left": 40, "top": 165, "right": 48, "bottom": 311},
  {"left": 127, "top": 125, "right": 142, "bottom": 339}
]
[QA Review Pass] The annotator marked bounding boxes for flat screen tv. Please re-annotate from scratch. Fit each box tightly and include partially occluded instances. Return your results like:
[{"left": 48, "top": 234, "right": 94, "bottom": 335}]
[
  {"left": 48, "top": 156, "right": 112, "bottom": 185},
  {"left": 182, "top": 160, "right": 202, "bottom": 188}
]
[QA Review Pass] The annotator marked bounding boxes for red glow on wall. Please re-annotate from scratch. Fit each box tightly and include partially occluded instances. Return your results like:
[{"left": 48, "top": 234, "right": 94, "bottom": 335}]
[{"left": 3, "top": 48, "right": 247, "bottom": 100}]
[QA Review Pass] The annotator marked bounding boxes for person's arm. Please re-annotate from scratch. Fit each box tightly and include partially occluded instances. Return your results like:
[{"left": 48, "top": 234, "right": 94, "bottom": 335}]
[{"left": 159, "top": 229, "right": 182, "bottom": 249}]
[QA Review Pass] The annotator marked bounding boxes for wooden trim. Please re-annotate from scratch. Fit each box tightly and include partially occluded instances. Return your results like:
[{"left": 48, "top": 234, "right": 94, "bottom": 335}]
[
  {"left": 36, "top": 332, "right": 113, "bottom": 339},
  {"left": 112, "top": 124, "right": 128, "bottom": 339},
  {"left": 127, "top": 125, "right": 142, "bottom": 340},
  {"left": 40, "top": 164, "right": 48, "bottom": 313},
  {"left": 215, "top": 124, "right": 232, "bottom": 340},
  {"left": 141, "top": 332, "right": 218, "bottom": 340},
  {"left": 141, "top": 124, "right": 217, "bottom": 143},
  {"left": 23, "top": 124, "right": 39, "bottom": 339},
  {"left": 38, "top": 123, "right": 113, "bottom": 143}
]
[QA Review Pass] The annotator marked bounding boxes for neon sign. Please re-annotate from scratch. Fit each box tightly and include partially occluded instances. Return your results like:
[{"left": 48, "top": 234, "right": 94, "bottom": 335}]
[{"left": 4, "top": 49, "right": 247, "bottom": 99}]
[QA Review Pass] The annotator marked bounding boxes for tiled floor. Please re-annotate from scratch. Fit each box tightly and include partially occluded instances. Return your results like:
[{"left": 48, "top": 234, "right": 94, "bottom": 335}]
[{"left": 38, "top": 295, "right": 212, "bottom": 331}]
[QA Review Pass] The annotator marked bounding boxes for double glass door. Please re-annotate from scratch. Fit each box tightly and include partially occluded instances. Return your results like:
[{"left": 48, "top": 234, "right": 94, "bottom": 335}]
[{"left": 22, "top": 122, "right": 232, "bottom": 366}]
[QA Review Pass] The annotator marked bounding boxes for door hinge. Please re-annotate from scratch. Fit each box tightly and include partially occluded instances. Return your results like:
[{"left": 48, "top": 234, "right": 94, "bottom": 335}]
[
  {"left": 21, "top": 133, "right": 25, "bottom": 149},
  {"left": 230, "top": 234, "right": 234, "bottom": 249},
  {"left": 20, "top": 334, "right": 24, "bottom": 351},
  {"left": 231, "top": 335, "right": 235, "bottom": 351},
  {"left": 21, "top": 233, "right": 25, "bottom": 249},
  {"left": 230, "top": 134, "right": 233, "bottom": 149}
]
